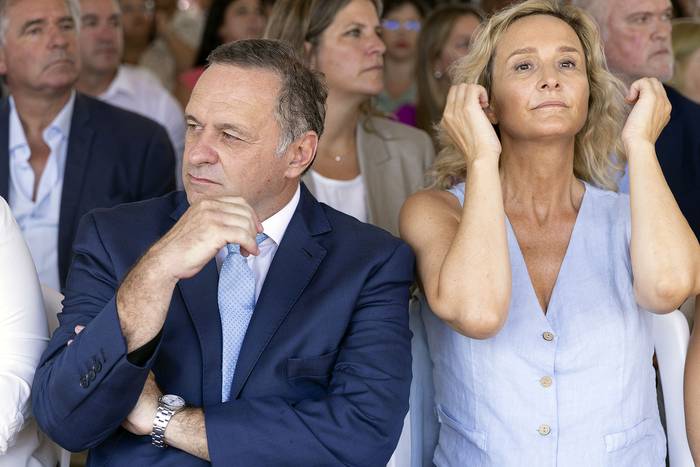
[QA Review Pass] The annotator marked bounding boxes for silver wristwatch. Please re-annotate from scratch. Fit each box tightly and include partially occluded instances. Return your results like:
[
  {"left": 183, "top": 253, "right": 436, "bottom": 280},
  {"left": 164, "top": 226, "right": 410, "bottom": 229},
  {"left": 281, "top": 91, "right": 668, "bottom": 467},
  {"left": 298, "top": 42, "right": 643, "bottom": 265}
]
[{"left": 150, "top": 394, "right": 186, "bottom": 448}]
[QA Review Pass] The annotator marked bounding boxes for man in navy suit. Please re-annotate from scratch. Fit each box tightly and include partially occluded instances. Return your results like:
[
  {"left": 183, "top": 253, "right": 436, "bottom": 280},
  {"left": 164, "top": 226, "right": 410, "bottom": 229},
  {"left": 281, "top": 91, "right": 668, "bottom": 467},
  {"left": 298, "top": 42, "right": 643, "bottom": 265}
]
[
  {"left": 0, "top": 0, "right": 175, "bottom": 291},
  {"left": 575, "top": 0, "right": 700, "bottom": 238},
  {"left": 32, "top": 39, "right": 413, "bottom": 466}
]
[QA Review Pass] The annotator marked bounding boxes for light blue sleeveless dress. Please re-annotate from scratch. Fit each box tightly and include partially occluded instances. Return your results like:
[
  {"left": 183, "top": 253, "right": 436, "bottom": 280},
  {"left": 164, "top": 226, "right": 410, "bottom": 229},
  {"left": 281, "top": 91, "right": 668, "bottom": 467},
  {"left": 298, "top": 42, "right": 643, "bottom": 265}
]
[{"left": 420, "top": 181, "right": 666, "bottom": 466}]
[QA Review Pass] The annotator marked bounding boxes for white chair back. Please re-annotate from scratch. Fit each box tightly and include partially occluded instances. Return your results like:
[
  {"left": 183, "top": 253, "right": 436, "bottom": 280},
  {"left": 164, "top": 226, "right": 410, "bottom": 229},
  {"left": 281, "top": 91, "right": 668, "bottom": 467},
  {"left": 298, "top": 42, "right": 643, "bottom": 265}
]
[
  {"left": 653, "top": 310, "right": 694, "bottom": 467},
  {"left": 386, "top": 413, "right": 411, "bottom": 467},
  {"left": 39, "top": 285, "right": 71, "bottom": 467}
]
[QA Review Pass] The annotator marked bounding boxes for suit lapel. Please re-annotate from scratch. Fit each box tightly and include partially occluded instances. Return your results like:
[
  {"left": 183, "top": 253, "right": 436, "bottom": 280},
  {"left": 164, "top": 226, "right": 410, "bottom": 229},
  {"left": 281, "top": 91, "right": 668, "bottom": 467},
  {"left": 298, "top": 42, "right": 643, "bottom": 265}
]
[
  {"left": 356, "top": 117, "right": 390, "bottom": 225},
  {"left": 0, "top": 99, "right": 10, "bottom": 200},
  {"left": 230, "top": 185, "right": 329, "bottom": 399},
  {"left": 58, "top": 94, "right": 94, "bottom": 281},
  {"left": 178, "top": 260, "right": 222, "bottom": 406},
  {"left": 170, "top": 196, "right": 224, "bottom": 407}
]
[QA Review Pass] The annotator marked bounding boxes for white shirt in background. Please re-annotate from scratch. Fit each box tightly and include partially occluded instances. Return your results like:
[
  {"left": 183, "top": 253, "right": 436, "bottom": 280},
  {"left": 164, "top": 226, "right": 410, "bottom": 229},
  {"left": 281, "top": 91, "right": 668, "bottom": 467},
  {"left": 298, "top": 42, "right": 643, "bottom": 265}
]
[
  {"left": 9, "top": 93, "right": 75, "bottom": 291},
  {"left": 100, "top": 65, "right": 186, "bottom": 188},
  {"left": 309, "top": 170, "right": 368, "bottom": 223},
  {"left": 0, "top": 196, "right": 53, "bottom": 467}
]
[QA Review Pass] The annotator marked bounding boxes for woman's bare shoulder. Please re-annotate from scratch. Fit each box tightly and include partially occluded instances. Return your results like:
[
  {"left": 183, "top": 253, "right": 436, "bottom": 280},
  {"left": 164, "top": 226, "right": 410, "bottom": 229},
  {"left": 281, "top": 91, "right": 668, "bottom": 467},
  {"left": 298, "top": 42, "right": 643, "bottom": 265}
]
[{"left": 400, "top": 188, "right": 463, "bottom": 239}]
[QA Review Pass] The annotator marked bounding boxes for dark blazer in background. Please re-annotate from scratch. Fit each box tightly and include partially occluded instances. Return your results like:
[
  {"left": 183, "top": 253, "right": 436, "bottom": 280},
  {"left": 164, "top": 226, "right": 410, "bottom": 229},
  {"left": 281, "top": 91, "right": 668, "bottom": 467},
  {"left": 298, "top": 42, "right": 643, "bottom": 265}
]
[
  {"left": 0, "top": 93, "right": 176, "bottom": 289},
  {"left": 657, "top": 86, "right": 700, "bottom": 240},
  {"left": 32, "top": 185, "right": 414, "bottom": 466}
]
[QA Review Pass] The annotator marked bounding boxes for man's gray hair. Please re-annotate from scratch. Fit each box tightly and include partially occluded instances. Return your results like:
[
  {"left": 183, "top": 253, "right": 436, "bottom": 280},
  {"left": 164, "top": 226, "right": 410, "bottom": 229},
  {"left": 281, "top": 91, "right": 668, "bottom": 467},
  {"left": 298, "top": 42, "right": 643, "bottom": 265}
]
[
  {"left": 207, "top": 39, "right": 327, "bottom": 157},
  {"left": 0, "top": 0, "right": 81, "bottom": 47}
]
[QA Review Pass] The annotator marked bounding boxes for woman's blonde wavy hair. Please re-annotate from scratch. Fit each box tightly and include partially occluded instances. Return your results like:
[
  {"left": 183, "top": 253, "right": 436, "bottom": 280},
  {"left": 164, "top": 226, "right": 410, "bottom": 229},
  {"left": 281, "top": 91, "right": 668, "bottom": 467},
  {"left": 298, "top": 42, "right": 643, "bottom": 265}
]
[{"left": 430, "top": 0, "right": 627, "bottom": 191}]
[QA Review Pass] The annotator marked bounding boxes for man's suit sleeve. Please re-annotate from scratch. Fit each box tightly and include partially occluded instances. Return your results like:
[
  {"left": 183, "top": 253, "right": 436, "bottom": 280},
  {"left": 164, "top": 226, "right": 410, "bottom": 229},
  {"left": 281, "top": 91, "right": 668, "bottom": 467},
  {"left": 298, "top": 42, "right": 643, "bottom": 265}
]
[
  {"left": 31, "top": 212, "right": 160, "bottom": 452},
  {"left": 204, "top": 242, "right": 414, "bottom": 467},
  {"left": 139, "top": 124, "right": 176, "bottom": 198}
]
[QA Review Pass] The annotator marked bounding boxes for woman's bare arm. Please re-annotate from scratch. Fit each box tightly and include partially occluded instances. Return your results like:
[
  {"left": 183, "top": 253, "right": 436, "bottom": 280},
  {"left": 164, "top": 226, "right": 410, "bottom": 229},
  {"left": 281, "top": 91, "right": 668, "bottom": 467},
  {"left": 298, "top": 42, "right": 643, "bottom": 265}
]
[
  {"left": 400, "top": 84, "right": 511, "bottom": 338},
  {"left": 626, "top": 78, "right": 700, "bottom": 311}
]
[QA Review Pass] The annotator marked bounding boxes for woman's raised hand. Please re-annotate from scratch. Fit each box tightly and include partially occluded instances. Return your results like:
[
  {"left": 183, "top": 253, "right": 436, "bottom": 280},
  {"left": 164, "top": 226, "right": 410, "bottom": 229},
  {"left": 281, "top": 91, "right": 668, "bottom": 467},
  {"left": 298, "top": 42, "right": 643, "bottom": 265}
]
[
  {"left": 441, "top": 83, "right": 502, "bottom": 164},
  {"left": 622, "top": 78, "right": 672, "bottom": 148}
]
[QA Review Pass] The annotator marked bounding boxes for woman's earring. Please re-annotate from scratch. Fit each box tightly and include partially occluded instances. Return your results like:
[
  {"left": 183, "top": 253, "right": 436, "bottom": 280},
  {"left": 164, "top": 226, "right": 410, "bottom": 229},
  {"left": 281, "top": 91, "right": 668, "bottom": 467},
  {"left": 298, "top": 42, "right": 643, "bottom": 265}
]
[{"left": 433, "top": 69, "right": 443, "bottom": 80}]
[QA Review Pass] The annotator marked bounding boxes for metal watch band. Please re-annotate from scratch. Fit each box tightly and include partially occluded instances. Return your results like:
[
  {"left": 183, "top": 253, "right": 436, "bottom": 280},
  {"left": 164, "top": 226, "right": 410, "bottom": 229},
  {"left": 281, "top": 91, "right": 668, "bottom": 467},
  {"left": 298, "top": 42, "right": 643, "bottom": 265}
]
[{"left": 150, "top": 405, "right": 177, "bottom": 448}]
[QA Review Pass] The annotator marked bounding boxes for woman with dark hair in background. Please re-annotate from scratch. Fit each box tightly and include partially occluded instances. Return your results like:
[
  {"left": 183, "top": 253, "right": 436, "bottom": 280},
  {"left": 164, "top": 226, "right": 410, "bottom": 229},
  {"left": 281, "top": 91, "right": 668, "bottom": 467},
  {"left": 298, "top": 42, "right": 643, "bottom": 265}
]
[
  {"left": 413, "top": 4, "right": 483, "bottom": 139},
  {"left": 376, "top": 0, "right": 427, "bottom": 119},
  {"left": 265, "top": 0, "right": 434, "bottom": 236},
  {"left": 175, "top": 0, "right": 266, "bottom": 106}
]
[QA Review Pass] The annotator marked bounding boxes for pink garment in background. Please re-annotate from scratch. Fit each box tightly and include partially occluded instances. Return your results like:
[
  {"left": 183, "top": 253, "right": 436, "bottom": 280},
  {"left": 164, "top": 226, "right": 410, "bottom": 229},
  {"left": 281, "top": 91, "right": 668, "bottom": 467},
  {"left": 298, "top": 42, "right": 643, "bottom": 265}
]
[{"left": 394, "top": 104, "right": 417, "bottom": 127}]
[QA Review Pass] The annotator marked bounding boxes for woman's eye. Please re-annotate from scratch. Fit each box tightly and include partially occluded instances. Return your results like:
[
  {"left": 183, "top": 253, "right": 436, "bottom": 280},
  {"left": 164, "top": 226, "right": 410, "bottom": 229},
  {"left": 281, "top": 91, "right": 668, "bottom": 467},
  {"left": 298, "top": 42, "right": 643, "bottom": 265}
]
[
  {"left": 515, "top": 62, "right": 532, "bottom": 72},
  {"left": 345, "top": 28, "right": 361, "bottom": 37},
  {"left": 560, "top": 60, "right": 576, "bottom": 69}
]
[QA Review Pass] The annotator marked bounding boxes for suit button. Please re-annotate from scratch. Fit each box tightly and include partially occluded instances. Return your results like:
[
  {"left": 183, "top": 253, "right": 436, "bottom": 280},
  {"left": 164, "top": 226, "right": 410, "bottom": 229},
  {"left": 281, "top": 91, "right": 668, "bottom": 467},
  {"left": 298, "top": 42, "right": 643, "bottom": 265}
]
[
  {"left": 88, "top": 369, "right": 96, "bottom": 381},
  {"left": 540, "top": 376, "right": 553, "bottom": 388},
  {"left": 92, "top": 361, "right": 102, "bottom": 373},
  {"left": 80, "top": 376, "right": 89, "bottom": 388},
  {"left": 538, "top": 424, "right": 551, "bottom": 436},
  {"left": 542, "top": 331, "right": 554, "bottom": 342}
]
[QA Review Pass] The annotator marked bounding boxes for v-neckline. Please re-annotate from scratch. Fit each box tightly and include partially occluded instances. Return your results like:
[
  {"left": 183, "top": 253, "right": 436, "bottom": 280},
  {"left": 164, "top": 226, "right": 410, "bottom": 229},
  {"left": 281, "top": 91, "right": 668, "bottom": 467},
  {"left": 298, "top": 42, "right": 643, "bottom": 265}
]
[{"left": 505, "top": 182, "right": 590, "bottom": 318}]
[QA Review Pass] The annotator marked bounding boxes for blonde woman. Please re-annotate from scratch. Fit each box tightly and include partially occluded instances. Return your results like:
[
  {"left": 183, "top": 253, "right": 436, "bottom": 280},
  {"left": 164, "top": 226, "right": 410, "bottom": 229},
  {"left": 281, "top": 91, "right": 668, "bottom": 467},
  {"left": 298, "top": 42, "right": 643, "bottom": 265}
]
[
  {"left": 265, "top": 0, "right": 434, "bottom": 236},
  {"left": 400, "top": 1, "right": 700, "bottom": 465}
]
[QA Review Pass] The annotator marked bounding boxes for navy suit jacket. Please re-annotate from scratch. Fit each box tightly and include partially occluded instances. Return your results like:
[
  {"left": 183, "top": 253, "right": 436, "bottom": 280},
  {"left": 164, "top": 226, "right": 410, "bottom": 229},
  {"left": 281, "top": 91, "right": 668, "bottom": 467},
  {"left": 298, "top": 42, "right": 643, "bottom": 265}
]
[
  {"left": 657, "top": 86, "right": 700, "bottom": 239},
  {"left": 32, "top": 185, "right": 414, "bottom": 466},
  {"left": 0, "top": 93, "right": 176, "bottom": 289}
]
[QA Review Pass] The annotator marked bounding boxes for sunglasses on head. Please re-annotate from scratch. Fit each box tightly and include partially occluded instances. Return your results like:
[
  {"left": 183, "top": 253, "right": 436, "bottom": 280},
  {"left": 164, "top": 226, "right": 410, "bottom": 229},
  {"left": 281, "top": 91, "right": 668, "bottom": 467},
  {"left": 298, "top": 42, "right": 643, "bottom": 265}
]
[{"left": 381, "top": 19, "right": 421, "bottom": 32}]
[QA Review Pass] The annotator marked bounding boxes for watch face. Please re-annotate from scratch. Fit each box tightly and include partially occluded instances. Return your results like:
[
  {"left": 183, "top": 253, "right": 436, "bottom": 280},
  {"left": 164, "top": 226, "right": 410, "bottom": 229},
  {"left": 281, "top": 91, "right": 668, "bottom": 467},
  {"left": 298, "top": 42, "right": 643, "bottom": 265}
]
[{"left": 161, "top": 394, "right": 185, "bottom": 409}]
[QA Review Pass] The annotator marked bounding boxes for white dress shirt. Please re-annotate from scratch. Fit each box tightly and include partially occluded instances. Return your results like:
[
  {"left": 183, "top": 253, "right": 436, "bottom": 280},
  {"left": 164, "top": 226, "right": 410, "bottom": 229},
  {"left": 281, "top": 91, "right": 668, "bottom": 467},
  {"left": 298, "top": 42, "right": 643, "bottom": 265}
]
[
  {"left": 100, "top": 65, "right": 186, "bottom": 188},
  {"left": 0, "top": 196, "right": 54, "bottom": 467},
  {"left": 9, "top": 93, "right": 75, "bottom": 290},
  {"left": 215, "top": 185, "right": 300, "bottom": 300}
]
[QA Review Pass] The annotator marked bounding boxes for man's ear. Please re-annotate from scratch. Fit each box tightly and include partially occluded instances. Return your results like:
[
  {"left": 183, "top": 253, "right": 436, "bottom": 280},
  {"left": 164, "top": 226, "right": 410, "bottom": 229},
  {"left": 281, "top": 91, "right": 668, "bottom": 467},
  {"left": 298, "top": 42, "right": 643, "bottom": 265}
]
[{"left": 283, "top": 131, "right": 319, "bottom": 179}]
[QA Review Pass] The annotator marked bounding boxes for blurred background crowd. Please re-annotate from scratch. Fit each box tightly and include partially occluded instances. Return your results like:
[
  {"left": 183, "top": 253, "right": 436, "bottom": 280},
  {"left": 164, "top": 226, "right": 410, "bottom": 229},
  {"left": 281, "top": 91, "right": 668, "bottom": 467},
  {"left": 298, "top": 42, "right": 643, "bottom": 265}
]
[{"left": 3, "top": 0, "right": 700, "bottom": 465}]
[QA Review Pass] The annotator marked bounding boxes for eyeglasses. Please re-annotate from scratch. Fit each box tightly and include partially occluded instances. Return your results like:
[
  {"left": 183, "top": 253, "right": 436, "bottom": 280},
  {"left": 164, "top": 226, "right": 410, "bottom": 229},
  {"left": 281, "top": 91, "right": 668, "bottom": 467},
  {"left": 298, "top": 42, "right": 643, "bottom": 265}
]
[{"left": 381, "top": 19, "right": 421, "bottom": 32}]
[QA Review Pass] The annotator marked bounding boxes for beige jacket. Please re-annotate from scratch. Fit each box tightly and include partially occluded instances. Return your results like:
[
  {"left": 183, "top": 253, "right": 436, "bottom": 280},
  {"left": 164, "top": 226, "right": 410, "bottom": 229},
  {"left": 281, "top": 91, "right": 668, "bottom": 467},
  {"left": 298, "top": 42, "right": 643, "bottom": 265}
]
[{"left": 303, "top": 116, "right": 435, "bottom": 236}]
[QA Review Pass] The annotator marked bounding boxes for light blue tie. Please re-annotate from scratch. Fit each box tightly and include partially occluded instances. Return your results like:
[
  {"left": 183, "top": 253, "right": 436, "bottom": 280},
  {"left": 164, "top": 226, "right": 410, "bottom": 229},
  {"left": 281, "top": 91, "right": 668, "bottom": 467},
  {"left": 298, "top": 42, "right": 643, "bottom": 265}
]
[{"left": 218, "top": 233, "right": 267, "bottom": 402}]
